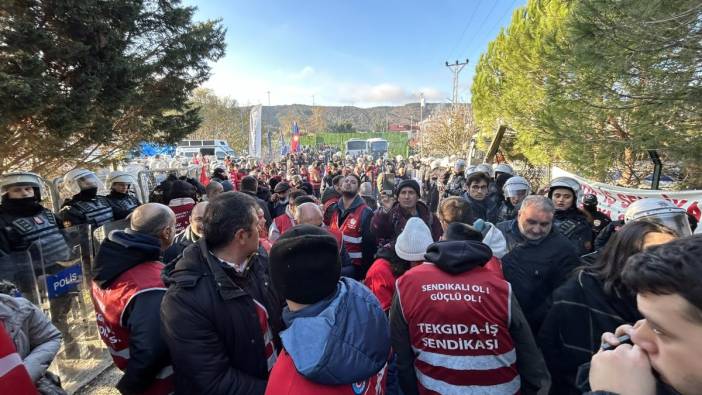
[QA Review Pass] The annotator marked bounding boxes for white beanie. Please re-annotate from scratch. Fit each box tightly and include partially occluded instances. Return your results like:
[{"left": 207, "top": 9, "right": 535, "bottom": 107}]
[{"left": 395, "top": 217, "right": 433, "bottom": 262}]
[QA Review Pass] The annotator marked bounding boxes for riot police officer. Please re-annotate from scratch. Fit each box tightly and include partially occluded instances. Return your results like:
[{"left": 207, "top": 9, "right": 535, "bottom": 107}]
[
  {"left": 105, "top": 171, "right": 141, "bottom": 220},
  {"left": 497, "top": 176, "right": 531, "bottom": 223},
  {"left": 0, "top": 172, "right": 70, "bottom": 263},
  {"left": 444, "top": 159, "right": 467, "bottom": 197},
  {"left": 59, "top": 168, "right": 113, "bottom": 228},
  {"left": 548, "top": 177, "right": 593, "bottom": 255}
]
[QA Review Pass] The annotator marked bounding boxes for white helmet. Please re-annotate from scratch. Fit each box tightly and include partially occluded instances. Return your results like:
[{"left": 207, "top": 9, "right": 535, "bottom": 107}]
[
  {"left": 494, "top": 163, "right": 514, "bottom": 176},
  {"left": 624, "top": 198, "right": 691, "bottom": 236},
  {"left": 395, "top": 155, "right": 404, "bottom": 162},
  {"left": 107, "top": 171, "right": 137, "bottom": 187},
  {"left": 0, "top": 172, "right": 44, "bottom": 199},
  {"left": 503, "top": 176, "right": 531, "bottom": 198},
  {"left": 475, "top": 163, "right": 493, "bottom": 177},
  {"left": 63, "top": 168, "right": 101, "bottom": 196},
  {"left": 548, "top": 177, "right": 580, "bottom": 197},
  {"left": 454, "top": 159, "right": 466, "bottom": 171},
  {"left": 430, "top": 160, "right": 441, "bottom": 170},
  {"left": 465, "top": 165, "right": 478, "bottom": 176}
]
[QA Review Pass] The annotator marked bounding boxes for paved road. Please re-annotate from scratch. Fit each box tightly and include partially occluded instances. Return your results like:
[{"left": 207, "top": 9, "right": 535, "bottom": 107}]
[{"left": 73, "top": 366, "right": 120, "bottom": 395}]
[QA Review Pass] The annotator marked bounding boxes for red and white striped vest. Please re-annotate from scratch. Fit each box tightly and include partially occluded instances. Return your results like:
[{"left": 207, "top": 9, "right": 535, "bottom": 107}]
[
  {"left": 273, "top": 213, "right": 295, "bottom": 237},
  {"left": 396, "top": 263, "right": 519, "bottom": 395},
  {"left": 91, "top": 261, "right": 174, "bottom": 395},
  {"left": 0, "top": 323, "right": 35, "bottom": 394},
  {"left": 329, "top": 202, "right": 368, "bottom": 266}
]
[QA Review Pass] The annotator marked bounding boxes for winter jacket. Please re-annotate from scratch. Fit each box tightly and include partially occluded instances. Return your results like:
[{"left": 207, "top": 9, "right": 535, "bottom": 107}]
[
  {"left": 265, "top": 278, "right": 390, "bottom": 395},
  {"left": 461, "top": 192, "right": 500, "bottom": 223},
  {"left": 92, "top": 230, "right": 171, "bottom": 394},
  {"left": 477, "top": 220, "right": 509, "bottom": 258},
  {"left": 160, "top": 238, "right": 283, "bottom": 395},
  {"left": 537, "top": 271, "right": 641, "bottom": 395},
  {"left": 0, "top": 294, "right": 62, "bottom": 384},
  {"left": 496, "top": 219, "right": 581, "bottom": 333},
  {"left": 444, "top": 172, "right": 466, "bottom": 197},
  {"left": 371, "top": 200, "right": 443, "bottom": 245},
  {"left": 163, "top": 225, "right": 199, "bottom": 264},
  {"left": 361, "top": 195, "right": 378, "bottom": 211},
  {"left": 390, "top": 240, "right": 551, "bottom": 395},
  {"left": 242, "top": 190, "right": 273, "bottom": 229},
  {"left": 553, "top": 207, "right": 593, "bottom": 256},
  {"left": 426, "top": 178, "right": 440, "bottom": 214}
]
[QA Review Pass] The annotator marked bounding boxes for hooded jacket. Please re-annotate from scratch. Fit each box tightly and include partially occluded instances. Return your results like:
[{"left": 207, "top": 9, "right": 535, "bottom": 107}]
[
  {"left": 0, "top": 294, "right": 61, "bottom": 385},
  {"left": 265, "top": 278, "right": 390, "bottom": 394},
  {"left": 496, "top": 219, "right": 581, "bottom": 333},
  {"left": 91, "top": 230, "right": 171, "bottom": 394},
  {"left": 390, "top": 240, "right": 550, "bottom": 395},
  {"left": 461, "top": 192, "right": 501, "bottom": 223},
  {"left": 160, "top": 238, "right": 283, "bottom": 395}
]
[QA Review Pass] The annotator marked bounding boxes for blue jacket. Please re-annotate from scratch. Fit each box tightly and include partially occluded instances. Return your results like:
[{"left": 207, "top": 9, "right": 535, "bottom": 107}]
[{"left": 280, "top": 277, "right": 390, "bottom": 385}]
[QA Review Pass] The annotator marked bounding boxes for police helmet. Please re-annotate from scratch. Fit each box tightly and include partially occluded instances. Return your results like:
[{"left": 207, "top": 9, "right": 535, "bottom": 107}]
[
  {"left": 0, "top": 172, "right": 44, "bottom": 201},
  {"left": 474, "top": 163, "right": 493, "bottom": 177},
  {"left": 503, "top": 176, "right": 531, "bottom": 198},
  {"left": 63, "top": 168, "right": 101, "bottom": 196},
  {"left": 494, "top": 163, "right": 514, "bottom": 176},
  {"left": 548, "top": 177, "right": 581, "bottom": 198},
  {"left": 624, "top": 198, "right": 692, "bottom": 237},
  {"left": 454, "top": 159, "right": 466, "bottom": 171},
  {"left": 107, "top": 171, "right": 137, "bottom": 187}
]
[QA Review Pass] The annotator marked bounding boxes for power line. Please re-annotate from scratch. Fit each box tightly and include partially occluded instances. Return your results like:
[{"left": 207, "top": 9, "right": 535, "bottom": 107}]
[
  {"left": 445, "top": 59, "right": 470, "bottom": 104},
  {"left": 477, "top": 0, "right": 519, "bottom": 47},
  {"left": 448, "top": 1, "right": 482, "bottom": 58}
]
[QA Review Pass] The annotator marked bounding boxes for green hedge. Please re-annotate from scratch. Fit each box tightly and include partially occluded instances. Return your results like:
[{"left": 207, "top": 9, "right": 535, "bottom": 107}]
[{"left": 300, "top": 132, "right": 409, "bottom": 157}]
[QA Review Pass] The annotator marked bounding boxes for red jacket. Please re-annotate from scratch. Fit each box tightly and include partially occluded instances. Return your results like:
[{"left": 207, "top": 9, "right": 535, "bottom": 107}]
[
  {"left": 364, "top": 259, "right": 395, "bottom": 312},
  {"left": 265, "top": 346, "right": 387, "bottom": 395},
  {"left": 0, "top": 323, "right": 36, "bottom": 395}
]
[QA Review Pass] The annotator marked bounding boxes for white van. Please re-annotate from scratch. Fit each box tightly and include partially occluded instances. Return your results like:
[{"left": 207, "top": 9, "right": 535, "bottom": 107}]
[
  {"left": 175, "top": 139, "right": 236, "bottom": 161},
  {"left": 366, "top": 138, "right": 389, "bottom": 160},
  {"left": 345, "top": 139, "right": 367, "bottom": 158}
]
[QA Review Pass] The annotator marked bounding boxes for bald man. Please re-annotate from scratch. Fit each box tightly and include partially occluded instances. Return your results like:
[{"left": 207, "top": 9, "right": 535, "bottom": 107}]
[
  {"left": 295, "top": 202, "right": 356, "bottom": 278},
  {"left": 90, "top": 203, "right": 176, "bottom": 394},
  {"left": 164, "top": 201, "right": 208, "bottom": 263}
]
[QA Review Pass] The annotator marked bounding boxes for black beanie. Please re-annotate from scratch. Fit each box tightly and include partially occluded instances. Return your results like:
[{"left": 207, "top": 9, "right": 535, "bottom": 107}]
[
  {"left": 269, "top": 224, "right": 341, "bottom": 305},
  {"left": 395, "top": 179, "right": 420, "bottom": 197}
]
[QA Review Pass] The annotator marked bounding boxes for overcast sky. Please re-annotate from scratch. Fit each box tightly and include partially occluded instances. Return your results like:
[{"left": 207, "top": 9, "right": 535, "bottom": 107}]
[{"left": 185, "top": 0, "right": 524, "bottom": 107}]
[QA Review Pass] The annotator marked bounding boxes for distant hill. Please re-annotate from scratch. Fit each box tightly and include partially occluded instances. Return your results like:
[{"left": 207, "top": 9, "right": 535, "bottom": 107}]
[{"left": 249, "top": 102, "right": 450, "bottom": 131}]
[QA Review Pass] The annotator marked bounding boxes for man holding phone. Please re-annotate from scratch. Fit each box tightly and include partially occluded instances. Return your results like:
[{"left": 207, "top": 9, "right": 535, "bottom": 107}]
[{"left": 589, "top": 235, "right": 702, "bottom": 395}]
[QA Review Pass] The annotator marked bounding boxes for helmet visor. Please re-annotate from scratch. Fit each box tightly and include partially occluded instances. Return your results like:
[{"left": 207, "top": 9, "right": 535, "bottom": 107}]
[
  {"left": 504, "top": 185, "right": 528, "bottom": 198},
  {"left": 77, "top": 174, "right": 100, "bottom": 190},
  {"left": 642, "top": 212, "right": 692, "bottom": 237}
]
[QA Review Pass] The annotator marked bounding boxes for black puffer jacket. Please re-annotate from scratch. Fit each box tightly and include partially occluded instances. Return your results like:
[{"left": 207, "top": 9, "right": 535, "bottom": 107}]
[
  {"left": 160, "top": 238, "right": 283, "bottom": 395},
  {"left": 496, "top": 219, "right": 580, "bottom": 333}
]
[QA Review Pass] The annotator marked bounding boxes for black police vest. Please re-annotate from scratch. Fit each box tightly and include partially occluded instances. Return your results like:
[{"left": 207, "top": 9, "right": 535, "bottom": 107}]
[
  {"left": 71, "top": 197, "right": 114, "bottom": 227},
  {"left": 5, "top": 211, "right": 71, "bottom": 261},
  {"left": 106, "top": 195, "right": 139, "bottom": 219}
]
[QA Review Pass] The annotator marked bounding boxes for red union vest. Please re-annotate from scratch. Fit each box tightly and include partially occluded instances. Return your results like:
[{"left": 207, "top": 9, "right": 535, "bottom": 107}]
[
  {"left": 329, "top": 202, "right": 368, "bottom": 266},
  {"left": 0, "top": 323, "right": 36, "bottom": 395},
  {"left": 91, "top": 261, "right": 174, "bottom": 395},
  {"left": 396, "top": 263, "right": 519, "bottom": 395}
]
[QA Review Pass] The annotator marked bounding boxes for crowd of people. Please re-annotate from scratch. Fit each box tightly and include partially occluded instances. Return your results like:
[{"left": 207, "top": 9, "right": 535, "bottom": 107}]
[{"left": 0, "top": 148, "right": 700, "bottom": 395}]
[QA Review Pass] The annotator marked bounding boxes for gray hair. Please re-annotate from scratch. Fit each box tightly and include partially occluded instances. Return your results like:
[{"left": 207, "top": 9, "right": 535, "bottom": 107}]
[{"left": 520, "top": 195, "right": 555, "bottom": 214}]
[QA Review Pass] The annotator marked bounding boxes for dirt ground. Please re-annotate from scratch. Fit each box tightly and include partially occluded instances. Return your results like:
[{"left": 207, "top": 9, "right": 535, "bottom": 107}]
[{"left": 72, "top": 365, "right": 120, "bottom": 395}]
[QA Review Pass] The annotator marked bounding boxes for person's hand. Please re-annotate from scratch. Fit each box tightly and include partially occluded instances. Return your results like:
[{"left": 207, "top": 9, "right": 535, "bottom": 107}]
[
  {"left": 270, "top": 193, "right": 280, "bottom": 203},
  {"left": 600, "top": 320, "right": 644, "bottom": 349},
  {"left": 589, "top": 343, "right": 656, "bottom": 395}
]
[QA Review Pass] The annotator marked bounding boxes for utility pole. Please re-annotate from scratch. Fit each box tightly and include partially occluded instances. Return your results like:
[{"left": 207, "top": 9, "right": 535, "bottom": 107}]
[
  {"left": 419, "top": 92, "right": 425, "bottom": 157},
  {"left": 312, "top": 95, "right": 315, "bottom": 107},
  {"left": 267, "top": 91, "right": 271, "bottom": 106},
  {"left": 445, "top": 59, "right": 469, "bottom": 105}
]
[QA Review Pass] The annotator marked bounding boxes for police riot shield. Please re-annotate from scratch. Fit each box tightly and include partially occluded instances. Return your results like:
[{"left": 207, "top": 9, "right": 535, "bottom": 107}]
[
  {"left": 0, "top": 246, "right": 42, "bottom": 307},
  {"left": 92, "top": 219, "right": 129, "bottom": 257},
  {"left": 137, "top": 165, "right": 202, "bottom": 203},
  {"left": 33, "top": 224, "right": 111, "bottom": 393}
]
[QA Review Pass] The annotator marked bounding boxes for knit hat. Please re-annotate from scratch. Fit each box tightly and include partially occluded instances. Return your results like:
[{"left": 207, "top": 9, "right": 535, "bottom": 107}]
[
  {"left": 395, "top": 179, "right": 420, "bottom": 197},
  {"left": 394, "top": 217, "right": 433, "bottom": 261},
  {"left": 269, "top": 224, "right": 341, "bottom": 304},
  {"left": 274, "top": 182, "right": 290, "bottom": 193}
]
